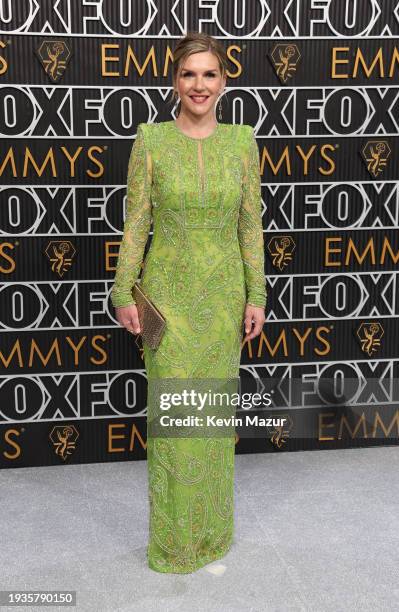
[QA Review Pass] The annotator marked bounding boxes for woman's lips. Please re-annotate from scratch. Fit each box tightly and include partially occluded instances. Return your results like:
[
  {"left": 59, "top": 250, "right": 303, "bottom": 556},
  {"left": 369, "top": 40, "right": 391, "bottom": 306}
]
[{"left": 190, "top": 95, "right": 209, "bottom": 104}]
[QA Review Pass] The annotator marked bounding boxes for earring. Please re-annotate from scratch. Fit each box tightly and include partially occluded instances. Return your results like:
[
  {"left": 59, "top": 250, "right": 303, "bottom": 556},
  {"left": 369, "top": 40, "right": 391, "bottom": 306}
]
[
  {"left": 173, "top": 90, "right": 180, "bottom": 117},
  {"left": 218, "top": 90, "right": 225, "bottom": 121}
]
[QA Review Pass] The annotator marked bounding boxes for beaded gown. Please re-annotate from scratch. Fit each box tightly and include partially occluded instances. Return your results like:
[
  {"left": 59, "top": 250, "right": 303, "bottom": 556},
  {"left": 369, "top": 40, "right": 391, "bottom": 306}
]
[{"left": 111, "top": 120, "right": 266, "bottom": 573}]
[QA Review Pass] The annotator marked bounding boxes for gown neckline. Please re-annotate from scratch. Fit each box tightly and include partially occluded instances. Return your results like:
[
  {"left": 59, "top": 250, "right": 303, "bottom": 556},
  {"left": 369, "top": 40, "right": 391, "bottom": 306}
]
[{"left": 171, "top": 120, "right": 220, "bottom": 141}]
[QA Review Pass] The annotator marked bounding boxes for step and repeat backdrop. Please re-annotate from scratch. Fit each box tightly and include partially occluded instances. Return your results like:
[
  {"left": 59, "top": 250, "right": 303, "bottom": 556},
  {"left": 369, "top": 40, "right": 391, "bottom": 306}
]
[{"left": 1, "top": 1, "right": 399, "bottom": 468}]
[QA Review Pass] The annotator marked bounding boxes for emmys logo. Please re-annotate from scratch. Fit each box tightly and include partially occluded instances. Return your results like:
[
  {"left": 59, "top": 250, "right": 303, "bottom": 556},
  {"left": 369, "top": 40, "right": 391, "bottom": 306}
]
[
  {"left": 361, "top": 140, "right": 391, "bottom": 178},
  {"left": 35, "top": 40, "right": 72, "bottom": 82},
  {"left": 268, "top": 414, "right": 294, "bottom": 449},
  {"left": 49, "top": 425, "right": 79, "bottom": 461},
  {"left": 356, "top": 322, "right": 384, "bottom": 356},
  {"left": 44, "top": 240, "right": 76, "bottom": 277},
  {"left": 269, "top": 43, "right": 301, "bottom": 83},
  {"left": 267, "top": 235, "right": 295, "bottom": 270}
]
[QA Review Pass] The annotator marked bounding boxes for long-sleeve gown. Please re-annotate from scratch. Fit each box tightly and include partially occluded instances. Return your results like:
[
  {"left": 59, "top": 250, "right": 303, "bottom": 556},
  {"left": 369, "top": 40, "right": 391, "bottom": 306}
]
[{"left": 111, "top": 120, "right": 266, "bottom": 573}]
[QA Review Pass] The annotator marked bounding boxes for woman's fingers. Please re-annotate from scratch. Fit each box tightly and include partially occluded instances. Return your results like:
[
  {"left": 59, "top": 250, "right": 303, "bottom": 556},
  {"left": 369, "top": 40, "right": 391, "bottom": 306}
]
[
  {"left": 127, "top": 312, "right": 141, "bottom": 334},
  {"left": 243, "top": 319, "right": 260, "bottom": 341},
  {"left": 243, "top": 306, "right": 265, "bottom": 341},
  {"left": 115, "top": 305, "right": 141, "bottom": 334},
  {"left": 126, "top": 317, "right": 140, "bottom": 334}
]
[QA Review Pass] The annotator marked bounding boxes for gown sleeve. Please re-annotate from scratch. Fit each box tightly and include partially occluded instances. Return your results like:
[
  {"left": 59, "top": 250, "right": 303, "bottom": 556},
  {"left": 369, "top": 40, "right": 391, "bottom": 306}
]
[
  {"left": 238, "top": 126, "right": 267, "bottom": 308},
  {"left": 110, "top": 124, "right": 152, "bottom": 308}
]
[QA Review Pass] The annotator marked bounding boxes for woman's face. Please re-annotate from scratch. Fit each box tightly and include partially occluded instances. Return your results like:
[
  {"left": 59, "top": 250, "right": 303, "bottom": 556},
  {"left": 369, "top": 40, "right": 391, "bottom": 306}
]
[{"left": 175, "top": 51, "right": 226, "bottom": 118}]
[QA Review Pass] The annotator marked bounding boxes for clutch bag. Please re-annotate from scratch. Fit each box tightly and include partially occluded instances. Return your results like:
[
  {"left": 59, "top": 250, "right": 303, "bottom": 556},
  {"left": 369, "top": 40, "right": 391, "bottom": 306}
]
[{"left": 132, "top": 281, "right": 166, "bottom": 349}]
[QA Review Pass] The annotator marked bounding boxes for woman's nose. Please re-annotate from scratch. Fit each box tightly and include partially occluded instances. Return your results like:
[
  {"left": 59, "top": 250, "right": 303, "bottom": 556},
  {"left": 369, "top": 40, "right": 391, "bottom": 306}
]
[{"left": 194, "top": 78, "right": 205, "bottom": 90}]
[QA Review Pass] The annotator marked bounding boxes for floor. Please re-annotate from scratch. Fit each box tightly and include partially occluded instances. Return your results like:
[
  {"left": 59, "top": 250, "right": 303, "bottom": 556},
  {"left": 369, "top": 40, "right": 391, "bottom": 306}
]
[{"left": 1, "top": 446, "right": 398, "bottom": 612}]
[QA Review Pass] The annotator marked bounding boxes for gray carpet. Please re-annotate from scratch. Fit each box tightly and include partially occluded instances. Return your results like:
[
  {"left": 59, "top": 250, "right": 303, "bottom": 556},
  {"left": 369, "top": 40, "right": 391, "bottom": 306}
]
[{"left": 1, "top": 446, "right": 398, "bottom": 612}]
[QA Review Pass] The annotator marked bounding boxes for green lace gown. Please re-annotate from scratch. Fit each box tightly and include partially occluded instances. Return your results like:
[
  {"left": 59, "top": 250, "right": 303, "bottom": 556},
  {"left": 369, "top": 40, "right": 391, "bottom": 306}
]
[{"left": 111, "top": 120, "right": 266, "bottom": 573}]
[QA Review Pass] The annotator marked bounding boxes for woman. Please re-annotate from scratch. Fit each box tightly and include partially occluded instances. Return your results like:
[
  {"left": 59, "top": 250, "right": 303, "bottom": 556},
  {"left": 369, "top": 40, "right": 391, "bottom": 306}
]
[{"left": 111, "top": 32, "right": 266, "bottom": 573}]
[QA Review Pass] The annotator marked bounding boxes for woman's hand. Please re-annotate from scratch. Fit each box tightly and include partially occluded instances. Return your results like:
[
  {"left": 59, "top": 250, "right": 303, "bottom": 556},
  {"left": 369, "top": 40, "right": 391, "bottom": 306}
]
[
  {"left": 115, "top": 304, "right": 141, "bottom": 334},
  {"left": 243, "top": 304, "right": 265, "bottom": 342}
]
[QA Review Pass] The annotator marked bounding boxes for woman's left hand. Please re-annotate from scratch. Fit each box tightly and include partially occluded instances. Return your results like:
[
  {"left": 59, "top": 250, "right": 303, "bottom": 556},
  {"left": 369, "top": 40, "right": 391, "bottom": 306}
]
[{"left": 243, "top": 304, "right": 265, "bottom": 342}]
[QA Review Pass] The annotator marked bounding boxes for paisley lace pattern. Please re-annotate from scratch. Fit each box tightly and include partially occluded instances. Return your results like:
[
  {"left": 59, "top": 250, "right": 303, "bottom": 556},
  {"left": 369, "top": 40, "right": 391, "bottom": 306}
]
[{"left": 111, "top": 120, "right": 266, "bottom": 573}]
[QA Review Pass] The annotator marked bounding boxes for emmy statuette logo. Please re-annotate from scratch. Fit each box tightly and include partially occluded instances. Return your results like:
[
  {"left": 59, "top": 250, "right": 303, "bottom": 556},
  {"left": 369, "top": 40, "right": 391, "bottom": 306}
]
[
  {"left": 267, "top": 235, "right": 296, "bottom": 271},
  {"left": 44, "top": 240, "right": 76, "bottom": 277},
  {"left": 269, "top": 43, "right": 301, "bottom": 84},
  {"left": 356, "top": 322, "right": 384, "bottom": 356},
  {"left": 49, "top": 425, "right": 79, "bottom": 461},
  {"left": 268, "top": 414, "right": 294, "bottom": 449},
  {"left": 360, "top": 140, "right": 391, "bottom": 178},
  {"left": 35, "top": 40, "right": 72, "bottom": 83}
]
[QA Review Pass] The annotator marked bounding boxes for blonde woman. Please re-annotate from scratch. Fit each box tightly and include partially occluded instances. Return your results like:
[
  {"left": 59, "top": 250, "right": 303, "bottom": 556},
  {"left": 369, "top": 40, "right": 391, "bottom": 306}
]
[{"left": 111, "top": 31, "right": 266, "bottom": 574}]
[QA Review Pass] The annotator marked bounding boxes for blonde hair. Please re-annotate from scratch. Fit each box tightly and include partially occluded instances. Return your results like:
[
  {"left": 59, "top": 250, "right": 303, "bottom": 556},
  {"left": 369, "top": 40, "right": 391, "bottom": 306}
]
[{"left": 170, "top": 32, "right": 228, "bottom": 115}]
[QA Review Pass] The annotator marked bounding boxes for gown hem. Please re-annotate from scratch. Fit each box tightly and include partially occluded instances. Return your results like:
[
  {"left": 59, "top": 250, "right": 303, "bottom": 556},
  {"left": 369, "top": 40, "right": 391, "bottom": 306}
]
[{"left": 147, "top": 537, "right": 234, "bottom": 574}]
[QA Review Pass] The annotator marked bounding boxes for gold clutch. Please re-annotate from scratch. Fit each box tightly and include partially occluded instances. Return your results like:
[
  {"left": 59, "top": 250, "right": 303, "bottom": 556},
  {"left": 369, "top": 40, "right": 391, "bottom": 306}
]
[{"left": 132, "top": 281, "right": 166, "bottom": 349}]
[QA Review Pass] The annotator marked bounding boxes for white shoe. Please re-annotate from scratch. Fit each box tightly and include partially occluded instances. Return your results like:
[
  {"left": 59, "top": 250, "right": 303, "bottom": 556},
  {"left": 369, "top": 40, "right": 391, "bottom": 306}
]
[{"left": 205, "top": 563, "right": 226, "bottom": 576}]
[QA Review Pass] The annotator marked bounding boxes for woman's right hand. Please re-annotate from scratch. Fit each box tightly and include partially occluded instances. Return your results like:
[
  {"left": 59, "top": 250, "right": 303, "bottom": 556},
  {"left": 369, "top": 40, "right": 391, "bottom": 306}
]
[{"left": 115, "top": 304, "right": 141, "bottom": 334}]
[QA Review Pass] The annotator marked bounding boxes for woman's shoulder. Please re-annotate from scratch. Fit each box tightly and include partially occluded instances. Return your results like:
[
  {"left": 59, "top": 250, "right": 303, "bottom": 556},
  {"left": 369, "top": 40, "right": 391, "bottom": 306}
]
[
  {"left": 228, "top": 124, "right": 255, "bottom": 153},
  {"left": 218, "top": 122, "right": 253, "bottom": 136},
  {"left": 225, "top": 123, "right": 255, "bottom": 147},
  {"left": 136, "top": 121, "right": 171, "bottom": 150},
  {"left": 137, "top": 121, "right": 172, "bottom": 134},
  {"left": 137, "top": 121, "right": 162, "bottom": 133},
  {"left": 135, "top": 121, "right": 163, "bottom": 153},
  {"left": 136, "top": 121, "right": 158, "bottom": 138},
  {"left": 239, "top": 123, "right": 255, "bottom": 137}
]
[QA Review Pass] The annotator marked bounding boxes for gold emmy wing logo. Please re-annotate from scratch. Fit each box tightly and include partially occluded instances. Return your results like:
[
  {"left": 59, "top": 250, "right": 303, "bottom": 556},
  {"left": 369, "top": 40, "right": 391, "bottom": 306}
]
[
  {"left": 268, "top": 414, "right": 294, "bottom": 449},
  {"left": 49, "top": 425, "right": 79, "bottom": 461},
  {"left": 35, "top": 40, "right": 72, "bottom": 82},
  {"left": 269, "top": 43, "right": 301, "bottom": 83},
  {"left": 361, "top": 140, "right": 391, "bottom": 178},
  {"left": 45, "top": 240, "right": 76, "bottom": 277},
  {"left": 356, "top": 322, "right": 384, "bottom": 356},
  {"left": 267, "top": 235, "right": 295, "bottom": 270}
]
